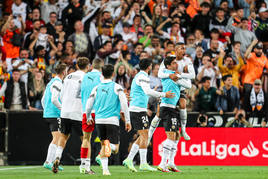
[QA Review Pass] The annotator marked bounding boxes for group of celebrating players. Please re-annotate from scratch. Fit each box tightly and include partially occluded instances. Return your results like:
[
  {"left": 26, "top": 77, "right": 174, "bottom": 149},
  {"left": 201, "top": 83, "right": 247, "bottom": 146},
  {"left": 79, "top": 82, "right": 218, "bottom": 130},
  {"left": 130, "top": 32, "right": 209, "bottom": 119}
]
[{"left": 41, "top": 42, "right": 195, "bottom": 175}]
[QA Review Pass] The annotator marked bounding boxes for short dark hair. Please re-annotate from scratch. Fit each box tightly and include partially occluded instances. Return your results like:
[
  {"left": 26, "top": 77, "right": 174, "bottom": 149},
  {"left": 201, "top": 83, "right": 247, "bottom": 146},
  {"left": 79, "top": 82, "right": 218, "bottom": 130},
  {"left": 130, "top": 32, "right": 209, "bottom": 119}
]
[
  {"left": 102, "top": 64, "right": 114, "bottom": 78},
  {"left": 49, "top": 12, "right": 57, "bottom": 16},
  {"left": 139, "top": 58, "right": 152, "bottom": 70},
  {"left": 19, "top": 48, "right": 28, "bottom": 54},
  {"left": 12, "top": 69, "right": 20, "bottom": 73},
  {"left": 232, "top": 41, "right": 241, "bottom": 46},
  {"left": 201, "top": 76, "right": 211, "bottom": 83},
  {"left": 152, "top": 63, "right": 160, "bottom": 70},
  {"left": 220, "top": 0, "right": 228, "bottom": 5},
  {"left": 210, "top": 28, "right": 220, "bottom": 34},
  {"left": 134, "top": 42, "right": 143, "bottom": 49},
  {"left": 216, "top": 7, "right": 224, "bottom": 13},
  {"left": 55, "top": 63, "right": 67, "bottom": 74},
  {"left": 222, "top": 74, "right": 232, "bottom": 82},
  {"left": 164, "top": 56, "right": 176, "bottom": 68},
  {"left": 92, "top": 58, "right": 104, "bottom": 70},
  {"left": 175, "top": 42, "right": 185, "bottom": 47},
  {"left": 200, "top": 2, "right": 211, "bottom": 8},
  {"left": 77, "top": 57, "right": 89, "bottom": 70}
]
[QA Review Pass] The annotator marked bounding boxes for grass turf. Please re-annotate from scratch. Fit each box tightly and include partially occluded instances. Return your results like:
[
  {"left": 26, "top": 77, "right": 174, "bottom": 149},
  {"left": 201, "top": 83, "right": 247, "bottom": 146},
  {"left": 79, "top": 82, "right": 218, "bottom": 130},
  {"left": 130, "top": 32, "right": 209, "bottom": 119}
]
[{"left": 0, "top": 166, "right": 268, "bottom": 179}]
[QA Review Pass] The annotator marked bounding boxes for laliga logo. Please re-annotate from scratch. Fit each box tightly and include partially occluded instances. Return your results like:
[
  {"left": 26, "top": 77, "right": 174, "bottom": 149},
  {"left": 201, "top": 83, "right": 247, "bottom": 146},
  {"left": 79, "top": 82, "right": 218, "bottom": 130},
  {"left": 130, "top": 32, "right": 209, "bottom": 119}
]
[
  {"left": 241, "top": 141, "right": 259, "bottom": 157},
  {"left": 179, "top": 140, "right": 267, "bottom": 160}
]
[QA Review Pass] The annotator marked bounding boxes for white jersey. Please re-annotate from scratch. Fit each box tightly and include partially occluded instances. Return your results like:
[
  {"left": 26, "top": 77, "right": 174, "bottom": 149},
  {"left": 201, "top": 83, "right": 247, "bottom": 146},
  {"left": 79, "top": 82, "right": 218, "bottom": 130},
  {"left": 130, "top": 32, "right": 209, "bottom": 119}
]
[
  {"left": 158, "top": 56, "right": 195, "bottom": 90},
  {"left": 60, "top": 70, "right": 85, "bottom": 121}
]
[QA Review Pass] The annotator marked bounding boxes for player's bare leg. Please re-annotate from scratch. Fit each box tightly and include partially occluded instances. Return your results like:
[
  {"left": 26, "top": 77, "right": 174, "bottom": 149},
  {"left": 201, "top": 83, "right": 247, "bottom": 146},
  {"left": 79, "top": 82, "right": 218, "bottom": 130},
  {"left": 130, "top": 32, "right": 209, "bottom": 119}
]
[
  {"left": 167, "top": 131, "right": 181, "bottom": 172},
  {"left": 80, "top": 131, "right": 94, "bottom": 174},
  {"left": 179, "top": 98, "right": 190, "bottom": 140}
]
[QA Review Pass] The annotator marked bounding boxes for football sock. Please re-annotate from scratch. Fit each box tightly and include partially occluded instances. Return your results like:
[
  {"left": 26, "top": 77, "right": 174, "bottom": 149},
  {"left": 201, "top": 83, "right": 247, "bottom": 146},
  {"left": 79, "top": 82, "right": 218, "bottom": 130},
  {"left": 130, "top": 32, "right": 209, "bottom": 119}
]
[
  {"left": 159, "top": 139, "right": 173, "bottom": 168},
  {"left": 139, "top": 149, "right": 147, "bottom": 165},
  {"left": 101, "top": 157, "right": 108, "bottom": 171},
  {"left": 180, "top": 109, "right": 187, "bottom": 132},
  {"left": 55, "top": 146, "right": 64, "bottom": 161},
  {"left": 85, "top": 158, "right": 91, "bottom": 170},
  {"left": 46, "top": 143, "right": 57, "bottom": 163},
  {"left": 127, "top": 143, "right": 139, "bottom": 161},
  {"left": 168, "top": 140, "right": 179, "bottom": 167},
  {"left": 148, "top": 115, "right": 160, "bottom": 144}
]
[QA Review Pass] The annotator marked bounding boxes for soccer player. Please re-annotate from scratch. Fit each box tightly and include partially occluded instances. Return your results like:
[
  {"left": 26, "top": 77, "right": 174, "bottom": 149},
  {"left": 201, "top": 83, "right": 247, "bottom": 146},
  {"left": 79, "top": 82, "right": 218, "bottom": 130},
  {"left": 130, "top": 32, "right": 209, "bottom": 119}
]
[
  {"left": 157, "top": 56, "right": 191, "bottom": 172},
  {"left": 148, "top": 43, "right": 195, "bottom": 144},
  {"left": 80, "top": 58, "right": 104, "bottom": 173},
  {"left": 123, "top": 58, "right": 174, "bottom": 172},
  {"left": 52, "top": 57, "right": 90, "bottom": 174},
  {"left": 42, "top": 63, "right": 67, "bottom": 171},
  {"left": 85, "top": 64, "right": 131, "bottom": 176}
]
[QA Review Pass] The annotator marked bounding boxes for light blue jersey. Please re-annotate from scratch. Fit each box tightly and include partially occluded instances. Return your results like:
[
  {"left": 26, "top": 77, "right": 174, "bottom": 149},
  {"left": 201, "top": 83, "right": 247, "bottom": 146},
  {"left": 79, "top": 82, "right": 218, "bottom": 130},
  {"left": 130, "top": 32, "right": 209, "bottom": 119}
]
[
  {"left": 93, "top": 81, "right": 121, "bottom": 120},
  {"left": 130, "top": 71, "right": 149, "bottom": 109},
  {"left": 161, "top": 70, "right": 181, "bottom": 108},
  {"left": 43, "top": 77, "right": 62, "bottom": 118},
  {"left": 81, "top": 70, "right": 101, "bottom": 112}
]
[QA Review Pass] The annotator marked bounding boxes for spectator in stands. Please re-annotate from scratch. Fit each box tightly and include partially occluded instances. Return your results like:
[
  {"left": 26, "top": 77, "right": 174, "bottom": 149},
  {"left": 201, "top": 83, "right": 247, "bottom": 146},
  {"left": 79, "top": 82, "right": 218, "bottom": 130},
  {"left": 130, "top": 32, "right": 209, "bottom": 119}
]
[
  {"left": 197, "top": 53, "right": 221, "bottom": 88},
  {"left": 149, "top": 63, "right": 162, "bottom": 92},
  {"left": 242, "top": 40, "right": 268, "bottom": 100},
  {"left": 40, "top": 0, "right": 58, "bottom": 23},
  {"left": 129, "top": 43, "right": 143, "bottom": 67},
  {"left": 243, "top": 79, "right": 267, "bottom": 122},
  {"left": 46, "top": 12, "right": 57, "bottom": 37},
  {"left": 139, "top": 24, "right": 154, "bottom": 48},
  {"left": 1, "top": 15, "right": 24, "bottom": 72},
  {"left": 238, "top": 0, "right": 254, "bottom": 18},
  {"left": 227, "top": 16, "right": 257, "bottom": 55},
  {"left": 120, "top": 22, "right": 138, "bottom": 50},
  {"left": 113, "top": 61, "right": 130, "bottom": 89},
  {"left": 216, "top": 75, "right": 240, "bottom": 114},
  {"left": 28, "top": 69, "right": 45, "bottom": 109},
  {"left": 54, "top": 21, "right": 66, "bottom": 44},
  {"left": 193, "top": 45, "right": 204, "bottom": 75},
  {"left": 255, "top": 7, "right": 268, "bottom": 46},
  {"left": 11, "top": 0, "right": 27, "bottom": 28},
  {"left": 0, "top": 69, "right": 28, "bottom": 110},
  {"left": 191, "top": 2, "right": 211, "bottom": 38},
  {"left": 25, "top": 7, "right": 45, "bottom": 33},
  {"left": 204, "top": 38, "right": 220, "bottom": 61},
  {"left": 62, "top": 0, "right": 83, "bottom": 36},
  {"left": 209, "top": 8, "right": 228, "bottom": 36},
  {"left": 68, "top": 20, "right": 93, "bottom": 59},
  {"left": 194, "top": 76, "right": 220, "bottom": 112},
  {"left": 12, "top": 48, "right": 33, "bottom": 85},
  {"left": 24, "top": 19, "right": 41, "bottom": 49},
  {"left": 172, "top": 3, "right": 191, "bottom": 31},
  {"left": 97, "top": 41, "right": 118, "bottom": 64},
  {"left": 94, "top": 23, "right": 112, "bottom": 51},
  {"left": 217, "top": 48, "right": 244, "bottom": 88},
  {"left": 157, "top": 21, "right": 184, "bottom": 44}
]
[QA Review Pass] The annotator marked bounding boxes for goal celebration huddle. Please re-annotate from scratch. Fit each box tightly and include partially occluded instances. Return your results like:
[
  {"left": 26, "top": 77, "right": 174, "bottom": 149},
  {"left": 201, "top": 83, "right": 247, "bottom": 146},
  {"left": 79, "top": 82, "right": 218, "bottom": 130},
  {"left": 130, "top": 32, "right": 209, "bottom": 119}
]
[{"left": 42, "top": 43, "right": 194, "bottom": 175}]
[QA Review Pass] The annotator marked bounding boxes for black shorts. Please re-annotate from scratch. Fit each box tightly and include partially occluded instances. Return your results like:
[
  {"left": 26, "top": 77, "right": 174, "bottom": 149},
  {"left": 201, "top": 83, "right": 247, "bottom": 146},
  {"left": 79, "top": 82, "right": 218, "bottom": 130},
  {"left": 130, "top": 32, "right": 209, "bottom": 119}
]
[
  {"left": 130, "top": 112, "right": 149, "bottom": 130},
  {"left": 60, "top": 118, "right": 83, "bottom": 136},
  {"left": 95, "top": 124, "right": 120, "bottom": 144},
  {"left": 160, "top": 107, "right": 179, "bottom": 132},
  {"left": 45, "top": 118, "right": 60, "bottom": 132}
]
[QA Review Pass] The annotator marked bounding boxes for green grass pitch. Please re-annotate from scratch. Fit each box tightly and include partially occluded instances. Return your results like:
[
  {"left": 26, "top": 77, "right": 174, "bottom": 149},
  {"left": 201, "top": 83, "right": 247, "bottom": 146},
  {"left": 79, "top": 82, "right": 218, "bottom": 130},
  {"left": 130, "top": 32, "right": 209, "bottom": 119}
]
[{"left": 0, "top": 166, "right": 268, "bottom": 179}]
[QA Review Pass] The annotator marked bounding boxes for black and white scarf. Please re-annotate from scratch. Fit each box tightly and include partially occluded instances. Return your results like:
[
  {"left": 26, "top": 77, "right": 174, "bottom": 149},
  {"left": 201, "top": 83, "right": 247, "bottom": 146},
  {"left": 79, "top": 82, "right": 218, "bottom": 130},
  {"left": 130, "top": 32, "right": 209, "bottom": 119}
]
[{"left": 250, "top": 88, "right": 265, "bottom": 111}]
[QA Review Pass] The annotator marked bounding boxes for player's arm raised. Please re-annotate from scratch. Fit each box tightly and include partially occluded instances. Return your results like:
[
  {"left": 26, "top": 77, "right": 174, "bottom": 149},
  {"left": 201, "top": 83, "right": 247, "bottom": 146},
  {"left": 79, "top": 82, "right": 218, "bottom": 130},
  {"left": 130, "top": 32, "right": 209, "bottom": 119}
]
[
  {"left": 85, "top": 86, "right": 97, "bottom": 124},
  {"left": 116, "top": 84, "right": 131, "bottom": 132}
]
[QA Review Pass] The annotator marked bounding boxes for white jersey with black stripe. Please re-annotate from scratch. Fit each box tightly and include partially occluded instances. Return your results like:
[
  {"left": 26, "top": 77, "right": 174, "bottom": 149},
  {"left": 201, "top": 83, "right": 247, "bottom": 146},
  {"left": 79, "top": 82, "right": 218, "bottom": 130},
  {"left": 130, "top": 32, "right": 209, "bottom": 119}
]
[{"left": 60, "top": 70, "right": 85, "bottom": 121}]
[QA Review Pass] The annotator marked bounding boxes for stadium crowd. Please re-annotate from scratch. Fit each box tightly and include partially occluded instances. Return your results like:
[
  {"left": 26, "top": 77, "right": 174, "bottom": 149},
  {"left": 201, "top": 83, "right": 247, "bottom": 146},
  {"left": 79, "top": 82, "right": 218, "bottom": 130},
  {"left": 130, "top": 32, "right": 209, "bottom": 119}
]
[{"left": 0, "top": 0, "right": 267, "bottom": 126}]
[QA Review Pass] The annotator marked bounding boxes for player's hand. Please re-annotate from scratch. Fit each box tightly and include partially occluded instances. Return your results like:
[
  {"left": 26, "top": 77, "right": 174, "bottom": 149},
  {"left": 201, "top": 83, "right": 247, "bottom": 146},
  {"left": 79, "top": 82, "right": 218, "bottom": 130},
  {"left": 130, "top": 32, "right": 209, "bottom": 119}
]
[
  {"left": 169, "top": 73, "right": 179, "bottom": 82},
  {"left": 125, "top": 123, "right": 132, "bottom": 132},
  {"left": 165, "top": 91, "right": 175, "bottom": 98},
  {"left": 220, "top": 110, "right": 223, "bottom": 115}
]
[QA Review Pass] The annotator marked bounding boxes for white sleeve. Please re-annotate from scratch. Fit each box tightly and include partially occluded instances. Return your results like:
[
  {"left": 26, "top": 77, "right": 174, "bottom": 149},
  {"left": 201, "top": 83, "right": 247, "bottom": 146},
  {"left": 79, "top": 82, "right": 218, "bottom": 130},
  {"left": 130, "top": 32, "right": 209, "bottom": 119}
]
[
  {"left": 85, "top": 86, "right": 97, "bottom": 117},
  {"left": 115, "top": 84, "right": 130, "bottom": 124},
  {"left": 176, "top": 79, "right": 192, "bottom": 89},
  {"left": 82, "top": 6, "right": 100, "bottom": 24},
  {"left": 41, "top": 91, "right": 45, "bottom": 108},
  {"left": 138, "top": 75, "right": 165, "bottom": 98},
  {"left": 51, "top": 81, "right": 62, "bottom": 110},
  {"left": 158, "top": 61, "right": 170, "bottom": 79},
  {"left": 180, "top": 62, "right": 196, "bottom": 79},
  {"left": 0, "top": 82, "right": 7, "bottom": 97}
]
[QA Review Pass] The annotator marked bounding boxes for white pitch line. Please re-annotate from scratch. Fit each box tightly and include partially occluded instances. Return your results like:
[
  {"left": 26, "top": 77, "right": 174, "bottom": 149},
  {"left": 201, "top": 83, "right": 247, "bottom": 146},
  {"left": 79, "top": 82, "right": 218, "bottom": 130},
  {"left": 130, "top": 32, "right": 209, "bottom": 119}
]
[{"left": 0, "top": 166, "right": 40, "bottom": 171}]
